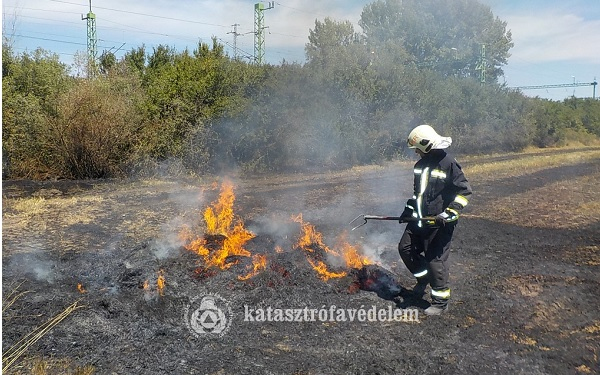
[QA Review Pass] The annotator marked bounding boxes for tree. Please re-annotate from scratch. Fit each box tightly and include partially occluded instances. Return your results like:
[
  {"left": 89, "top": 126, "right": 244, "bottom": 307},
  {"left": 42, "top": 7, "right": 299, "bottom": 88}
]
[
  {"left": 306, "top": 18, "right": 361, "bottom": 67},
  {"left": 99, "top": 51, "right": 117, "bottom": 75},
  {"left": 123, "top": 45, "right": 146, "bottom": 77},
  {"left": 359, "top": 0, "right": 513, "bottom": 81}
]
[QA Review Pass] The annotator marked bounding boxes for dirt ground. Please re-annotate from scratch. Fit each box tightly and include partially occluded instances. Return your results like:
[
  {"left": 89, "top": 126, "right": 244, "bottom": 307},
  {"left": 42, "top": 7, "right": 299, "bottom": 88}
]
[{"left": 2, "top": 147, "right": 599, "bottom": 375}]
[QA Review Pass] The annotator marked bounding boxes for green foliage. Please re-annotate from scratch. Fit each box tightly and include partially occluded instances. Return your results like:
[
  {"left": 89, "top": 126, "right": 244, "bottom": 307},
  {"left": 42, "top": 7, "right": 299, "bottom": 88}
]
[
  {"left": 2, "top": 47, "right": 72, "bottom": 178},
  {"left": 99, "top": 51, "right": 117, "bottom": 75},
  {"left": 3, "top": 48, "right": 72, "bottom": 114},
  {"left": 2, "top": 0, "right": 599, "bottom": 180},
  {"left": 123, "top": 45, "right": 146, "bottom": 77},
  {"left": 525, "top": 97, "right": 600, "bottom": 147},
  {"left": 2, "top": 84, "right": 52, "bottom": 178},
  {"left": 359, "top": 0, "right": 513, "bottom": 81}
]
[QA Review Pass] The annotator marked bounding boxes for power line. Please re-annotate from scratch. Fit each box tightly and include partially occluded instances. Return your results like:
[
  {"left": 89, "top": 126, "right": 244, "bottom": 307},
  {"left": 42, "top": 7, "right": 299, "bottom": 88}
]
[
  {"left": 11, "top": 45, "right": 79, "bottom": 57},
  {"left": 7, "top": 1, "right": 309, "bottom": 66},
  {"left": 48, "top": 0, "right": 232, "bottom": 28},
  {"left": 13, "top": 34, "right": 114, "bottom": 50},
  {"left": 274, "top": 2, "right": 330, "bottom": 19},
  {"left": 2, "top": 5, "right": 80, "bottom": 15}
]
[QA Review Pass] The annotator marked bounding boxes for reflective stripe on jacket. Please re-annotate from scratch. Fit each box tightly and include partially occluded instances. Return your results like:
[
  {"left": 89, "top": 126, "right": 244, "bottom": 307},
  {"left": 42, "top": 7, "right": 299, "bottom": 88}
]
[{"left": 411, "top": 150, "right": 472, "bottom": 221}]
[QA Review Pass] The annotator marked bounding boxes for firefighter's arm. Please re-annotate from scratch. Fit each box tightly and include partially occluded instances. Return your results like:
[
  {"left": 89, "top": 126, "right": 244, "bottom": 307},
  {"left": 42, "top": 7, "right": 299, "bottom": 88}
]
[{"left": 439, "top": 161, "right": 472, "bottom": 224}]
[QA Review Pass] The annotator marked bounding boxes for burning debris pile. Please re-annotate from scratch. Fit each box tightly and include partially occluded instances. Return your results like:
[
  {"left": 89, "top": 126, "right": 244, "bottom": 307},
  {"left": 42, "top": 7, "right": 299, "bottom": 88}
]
[{"left": 177, "top": 180, "right": 400, "bottom": 294}]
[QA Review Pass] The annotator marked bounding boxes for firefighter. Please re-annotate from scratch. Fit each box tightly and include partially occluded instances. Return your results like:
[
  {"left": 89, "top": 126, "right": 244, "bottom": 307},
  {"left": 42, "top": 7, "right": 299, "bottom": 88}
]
[{"left": 399, "top": 124, "right": 472, "bottom": 316}]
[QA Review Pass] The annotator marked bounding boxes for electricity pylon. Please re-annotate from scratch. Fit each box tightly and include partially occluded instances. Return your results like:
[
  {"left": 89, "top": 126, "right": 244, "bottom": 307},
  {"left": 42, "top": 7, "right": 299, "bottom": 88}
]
[
  {"left": 512, "top": 79, "right": 598, "bottom": 99},
  {"left": 475, "top": 44, "right": 486, "bottom": 85},
  {"left": 254, "top": 2, "right": 274, "bottom": 64},
  {"left": 81, "top": 0, "right": 97, "bottom": 77}
]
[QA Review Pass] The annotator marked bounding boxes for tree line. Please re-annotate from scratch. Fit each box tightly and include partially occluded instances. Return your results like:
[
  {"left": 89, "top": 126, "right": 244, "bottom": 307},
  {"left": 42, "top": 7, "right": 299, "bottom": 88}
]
[{"left": 3, "top": 0, "right": 599, "bottom": 180}]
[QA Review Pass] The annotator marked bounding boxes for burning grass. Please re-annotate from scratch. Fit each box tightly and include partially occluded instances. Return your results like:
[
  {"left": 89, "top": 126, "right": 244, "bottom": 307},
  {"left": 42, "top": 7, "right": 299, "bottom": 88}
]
[
  {"left": 2, "top": 147, "right": 598, "bottom": 374},
  {"left": 292, "top": 214, "right": 375, "bottom": 281}
]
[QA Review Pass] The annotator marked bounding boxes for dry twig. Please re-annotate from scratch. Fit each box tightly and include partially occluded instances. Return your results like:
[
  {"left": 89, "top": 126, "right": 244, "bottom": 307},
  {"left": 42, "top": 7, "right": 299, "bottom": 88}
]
[{"left": 2, "top": 300, "right": 85, "bottom": 372}]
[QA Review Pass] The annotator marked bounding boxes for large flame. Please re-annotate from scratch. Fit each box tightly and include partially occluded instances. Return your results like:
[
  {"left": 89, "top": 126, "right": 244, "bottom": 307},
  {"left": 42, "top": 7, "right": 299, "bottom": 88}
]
[
  {"left": 292, "top": 214, "right": 374, "bottom": 280},
  {"left": 182, "top": 181, "right": 257, "bottom": 271},
  {"left": 203, "top": 181, "right": 235, "bottom": 235}
]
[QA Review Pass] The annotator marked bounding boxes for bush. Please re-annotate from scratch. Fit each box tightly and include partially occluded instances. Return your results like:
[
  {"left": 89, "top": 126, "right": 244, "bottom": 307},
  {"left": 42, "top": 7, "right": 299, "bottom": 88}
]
[{"left": 48, "top": 77, "right": 143, "bottom": 179}]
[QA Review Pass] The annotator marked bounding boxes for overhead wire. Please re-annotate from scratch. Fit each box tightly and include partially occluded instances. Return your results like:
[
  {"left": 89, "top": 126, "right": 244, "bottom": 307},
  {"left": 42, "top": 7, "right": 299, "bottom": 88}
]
[
  {"left": 48, "top": 0, "right": 232, "bottom": 29},
  {"left": 5, "top": 0, "right": 317, "bottom": 64}
]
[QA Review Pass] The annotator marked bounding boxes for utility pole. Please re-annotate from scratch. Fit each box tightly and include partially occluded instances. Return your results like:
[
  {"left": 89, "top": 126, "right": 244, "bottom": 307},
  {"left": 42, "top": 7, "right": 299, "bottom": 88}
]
[
  {"left": 475, "top": 44, "right": 486, "bottom": 85},
  {"left": 81, "top": 0, "right": 97, "bottom": 77},
  {"left": 228, "top": 24, "right": 241, "bottom": 60},
  {"left": 254, "top": 2, "right": 274, "bottom": 65}
]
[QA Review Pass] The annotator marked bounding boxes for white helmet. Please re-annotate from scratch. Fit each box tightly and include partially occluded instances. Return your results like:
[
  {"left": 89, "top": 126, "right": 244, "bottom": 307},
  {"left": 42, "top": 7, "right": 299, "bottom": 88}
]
[{"left": 407, "top": 124, "right": 452, "bottom": 153}]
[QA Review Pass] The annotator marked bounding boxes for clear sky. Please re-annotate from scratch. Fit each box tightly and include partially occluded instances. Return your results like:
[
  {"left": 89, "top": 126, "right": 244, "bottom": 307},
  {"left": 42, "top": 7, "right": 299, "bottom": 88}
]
[{"left": 2, "top": 0, "right": 599, "bottom": 101}]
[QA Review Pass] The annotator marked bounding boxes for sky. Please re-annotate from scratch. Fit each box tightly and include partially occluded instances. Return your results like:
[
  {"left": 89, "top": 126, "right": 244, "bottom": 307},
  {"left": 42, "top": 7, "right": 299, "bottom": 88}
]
[{"left": 2, "top": 0, "right": 599, "bottom": 101}]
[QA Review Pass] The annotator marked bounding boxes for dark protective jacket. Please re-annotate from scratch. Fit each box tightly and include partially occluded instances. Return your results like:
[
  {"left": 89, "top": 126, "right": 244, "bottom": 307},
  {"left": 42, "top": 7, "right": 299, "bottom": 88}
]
[{"left": 406, "top": 149, "right": 472, "bottom": 226}]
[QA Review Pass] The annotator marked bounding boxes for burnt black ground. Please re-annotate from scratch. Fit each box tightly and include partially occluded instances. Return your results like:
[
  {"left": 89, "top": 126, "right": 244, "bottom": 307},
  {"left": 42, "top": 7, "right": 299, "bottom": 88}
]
[{"left": 2, "top": 148, "right": 599, "bottom": 375}]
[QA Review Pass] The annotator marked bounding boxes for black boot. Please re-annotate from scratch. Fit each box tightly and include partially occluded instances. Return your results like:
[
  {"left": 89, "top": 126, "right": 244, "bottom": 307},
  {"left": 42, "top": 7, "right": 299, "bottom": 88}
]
[{"left": 411, "top": 276, "right": 429, "bottom": 296}]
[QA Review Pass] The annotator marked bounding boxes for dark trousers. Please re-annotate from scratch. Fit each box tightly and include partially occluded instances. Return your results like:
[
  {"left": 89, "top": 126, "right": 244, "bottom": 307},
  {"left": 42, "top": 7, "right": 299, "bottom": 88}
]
[{"left": 398, "top": 224, "right": 454, "bottom": 305}]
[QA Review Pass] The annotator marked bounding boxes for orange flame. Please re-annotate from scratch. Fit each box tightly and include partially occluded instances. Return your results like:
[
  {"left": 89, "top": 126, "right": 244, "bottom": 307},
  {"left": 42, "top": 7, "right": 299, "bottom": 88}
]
[
  {"left": 157, "top": 270, "right": 165, "bottom": 296},
  {"left": 306, "top": 258, "right": 347, "bottom": 280},
  {"left": 204, "top": 181, "right": 235, "bottom": 235},
  {"left": 293, "top": 214, "right": 374, "bottom": 280},
  {"left": 77, "top": 283, "right": 86, "bottom": 294},
  {"left": 182, "top": 181, "right": 257, "bottom": 271},
  {"left": 238, "top": 254, "right": 268, "bottom": 281},
  {"left": 292, "top": 214, "right": 332, "bottom": 254},
  {"left": 336, "top": 232, "right": 373, "bottom": 269},
  {"left": 143, "top": 280, "right": 149, "bottom": 290}
]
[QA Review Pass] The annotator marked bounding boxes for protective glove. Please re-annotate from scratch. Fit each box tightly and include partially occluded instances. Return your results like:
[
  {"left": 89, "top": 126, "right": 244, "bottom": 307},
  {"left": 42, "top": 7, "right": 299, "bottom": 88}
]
[
  {"left": 435, "top": 208, "right": 459, "bottom": 227},
  {"left": 400, "top": 199, "right": 417, "bottom": 222}
]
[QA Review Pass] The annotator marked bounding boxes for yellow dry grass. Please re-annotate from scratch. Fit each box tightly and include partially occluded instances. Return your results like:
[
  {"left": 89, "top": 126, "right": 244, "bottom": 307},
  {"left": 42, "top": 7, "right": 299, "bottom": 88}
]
[
  {"left": 2, "top": 301, "right": 84, "bottom": 373},
  {"left": 10, "top": 197, "right": 47, "bottom": 215},
  {"left": 475, "top": 172, "right": 600, "bottom": 229},
  {"left": 463, "top": 148, "right": 600, "bottom": 181},
  {"left": 12, "top": 357, "right": 96, "bottom": 375}
]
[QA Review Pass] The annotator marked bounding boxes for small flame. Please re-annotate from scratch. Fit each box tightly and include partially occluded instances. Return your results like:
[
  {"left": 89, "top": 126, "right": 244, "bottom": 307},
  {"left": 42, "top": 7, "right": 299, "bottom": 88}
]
[
  {"left": 238, "top": 254, "right": 268, "bottom": 281},
  {"left": 292, "top": 214, "right": 330, "bottom": 253},
  {"left": 306, "top": 258, "right": 347, "bottom": 281},
  {"left": 293, "top": 214, "right": 374, "bottom": 280},
  {"left": 275, "top": 245, "right": 284, "bottom": 253},
  {"left": 157, "top": 270, "right": 165, "bottom": 296},
  {"left": 143, "top": 280, "right": 149, "bottom": 290},
  {"left": 336, "top": 232, "right": 373, "bottom": 269},
  {"left": 77, "top": 283, "right": 86, "bottom": 294}
]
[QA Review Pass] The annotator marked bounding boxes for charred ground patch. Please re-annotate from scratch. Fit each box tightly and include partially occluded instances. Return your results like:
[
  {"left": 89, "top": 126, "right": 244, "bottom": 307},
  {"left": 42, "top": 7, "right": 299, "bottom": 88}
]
[{"left": 2, "top": 148, "right": 599, "bottom": 374}]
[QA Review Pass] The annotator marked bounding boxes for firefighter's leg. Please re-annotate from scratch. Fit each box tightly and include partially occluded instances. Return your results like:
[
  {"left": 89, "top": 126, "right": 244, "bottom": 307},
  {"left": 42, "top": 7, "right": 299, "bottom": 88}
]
[
  {"left": 398, "top": 228, "right": 429, "bottom": 292},
  {"left": 424, "top": 224, "right": 454, "bottom": 314}
]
